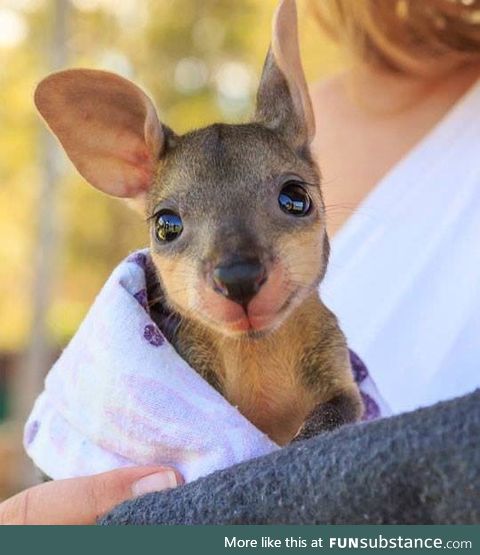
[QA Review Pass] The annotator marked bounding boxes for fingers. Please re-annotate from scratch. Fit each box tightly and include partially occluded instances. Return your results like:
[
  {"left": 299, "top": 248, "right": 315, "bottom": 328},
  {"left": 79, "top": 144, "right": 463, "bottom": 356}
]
[{"left": 0, "top": 466, "right": 183, "bottom": 525}]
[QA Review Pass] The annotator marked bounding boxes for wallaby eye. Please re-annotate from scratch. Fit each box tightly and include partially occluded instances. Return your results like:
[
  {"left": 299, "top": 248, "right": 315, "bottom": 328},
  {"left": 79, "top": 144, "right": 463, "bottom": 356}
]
[
  {"left": 278, "top": 182, "right": 311, "bottom": 217},
  {"left": 154, "top": 210, "right": 183, "bottom": 242}
]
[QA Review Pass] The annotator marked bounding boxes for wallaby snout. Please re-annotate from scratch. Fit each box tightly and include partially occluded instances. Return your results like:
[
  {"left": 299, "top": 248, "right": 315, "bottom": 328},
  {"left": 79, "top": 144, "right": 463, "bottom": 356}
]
[{"left": 212, "top": 258, "right": 267, "bottom": 307}]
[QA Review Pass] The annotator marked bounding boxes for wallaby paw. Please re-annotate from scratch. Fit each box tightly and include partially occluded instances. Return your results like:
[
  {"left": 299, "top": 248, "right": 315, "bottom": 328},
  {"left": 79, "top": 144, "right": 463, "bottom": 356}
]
[{"left": 292, "top": 403, "right": 345, "bottom": 442}]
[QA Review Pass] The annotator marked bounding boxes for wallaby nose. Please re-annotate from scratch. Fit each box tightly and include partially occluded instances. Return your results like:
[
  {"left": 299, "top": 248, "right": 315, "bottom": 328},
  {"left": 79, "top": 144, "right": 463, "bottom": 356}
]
[{"left": 212, "top": 259, "right": 267, "bottom": 306}]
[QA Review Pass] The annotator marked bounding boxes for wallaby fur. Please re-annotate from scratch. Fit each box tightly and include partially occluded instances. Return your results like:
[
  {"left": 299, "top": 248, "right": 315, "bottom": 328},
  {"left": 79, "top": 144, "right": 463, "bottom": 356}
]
[{"left": 34, "top": 0, "right": 363, "bottom": 446}]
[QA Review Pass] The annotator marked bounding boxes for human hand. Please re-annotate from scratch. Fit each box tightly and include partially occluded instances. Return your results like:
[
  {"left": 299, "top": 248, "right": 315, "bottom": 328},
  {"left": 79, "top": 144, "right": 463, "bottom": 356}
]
[{"left": 0, "top": 466, "right": 182, "bottom": 525}]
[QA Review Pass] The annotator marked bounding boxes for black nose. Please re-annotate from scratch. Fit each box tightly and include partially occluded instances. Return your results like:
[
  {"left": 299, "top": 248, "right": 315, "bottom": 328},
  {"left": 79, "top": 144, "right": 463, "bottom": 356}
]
[{"left": 212, "top": 259, "right": 267, "bottom": 306}]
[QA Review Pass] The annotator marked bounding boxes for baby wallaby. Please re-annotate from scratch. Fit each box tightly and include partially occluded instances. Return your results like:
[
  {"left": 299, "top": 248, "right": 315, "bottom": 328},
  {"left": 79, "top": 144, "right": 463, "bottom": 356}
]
[{"left": 34, "top": 0, "right": 363, "bottom": 445}]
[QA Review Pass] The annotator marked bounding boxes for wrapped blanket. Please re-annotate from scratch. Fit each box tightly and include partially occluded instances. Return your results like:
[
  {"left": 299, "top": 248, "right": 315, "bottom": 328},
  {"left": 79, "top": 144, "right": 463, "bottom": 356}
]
[{"left": 24, "top": 250, "right": 384, "bottom": 483}]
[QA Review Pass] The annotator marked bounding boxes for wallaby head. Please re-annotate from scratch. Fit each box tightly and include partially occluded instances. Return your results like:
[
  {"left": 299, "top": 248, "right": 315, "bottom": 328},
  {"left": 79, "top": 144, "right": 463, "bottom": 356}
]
[{"left": 34, "top": 0, "right": 327, "bottom": 339}]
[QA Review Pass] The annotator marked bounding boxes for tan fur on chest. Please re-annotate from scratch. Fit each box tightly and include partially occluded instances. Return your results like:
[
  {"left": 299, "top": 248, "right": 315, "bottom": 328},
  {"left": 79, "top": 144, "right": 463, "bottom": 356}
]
[
  {"left": 174, "top": 294, "right": 354, "bottom": 445},
  {"left": 218, "top": 333, "right": 317, "bottom": 445}
]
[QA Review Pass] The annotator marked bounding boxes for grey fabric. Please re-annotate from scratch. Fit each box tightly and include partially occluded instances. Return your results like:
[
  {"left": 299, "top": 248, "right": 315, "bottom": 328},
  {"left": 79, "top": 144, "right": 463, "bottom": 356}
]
[{"left": 100, "top": 389, "right": 480, "bottom": 525}]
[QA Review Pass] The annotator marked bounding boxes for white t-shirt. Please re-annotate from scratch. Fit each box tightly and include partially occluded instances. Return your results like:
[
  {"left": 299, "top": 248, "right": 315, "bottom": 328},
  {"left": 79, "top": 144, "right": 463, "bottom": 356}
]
[{"left": 321, "top": 78, "right": 480, "bottom": 416}]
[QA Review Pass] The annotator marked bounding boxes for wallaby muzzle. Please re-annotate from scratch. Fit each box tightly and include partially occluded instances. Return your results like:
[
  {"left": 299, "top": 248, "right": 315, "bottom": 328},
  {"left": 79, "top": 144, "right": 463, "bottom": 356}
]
[{"left": 212, "top": 258, "right": 267, "bottom": 307}]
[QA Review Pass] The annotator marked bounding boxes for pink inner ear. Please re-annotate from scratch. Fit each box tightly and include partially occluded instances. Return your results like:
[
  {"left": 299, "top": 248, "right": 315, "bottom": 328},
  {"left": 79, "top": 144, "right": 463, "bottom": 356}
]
[
  {"left": 105, "top": 134, "right": 158, "bottom": 197},
  {"left": 78, "top": 153, "right": 155, "bottom": 198},
  {"left": 60, "top": 122, "right": 157, "bottom": 197},
  {"left": 35, "top": 69, "right": 164, "bottom": 199}
]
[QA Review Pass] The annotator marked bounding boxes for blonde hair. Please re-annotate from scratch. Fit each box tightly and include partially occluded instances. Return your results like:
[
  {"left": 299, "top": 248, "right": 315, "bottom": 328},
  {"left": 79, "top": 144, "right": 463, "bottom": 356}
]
[{"left": 309, "top": 0, "right": 480, "bottom": 77}]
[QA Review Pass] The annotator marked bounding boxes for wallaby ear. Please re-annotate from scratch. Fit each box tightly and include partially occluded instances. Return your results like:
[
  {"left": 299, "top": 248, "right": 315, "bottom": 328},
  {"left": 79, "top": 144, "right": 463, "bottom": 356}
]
[
  {"left": 255, "top": 0, "right": 315, "bottom": 150},
  {"left": 34, "top": 69, "right": 165, "bottom": 199}
]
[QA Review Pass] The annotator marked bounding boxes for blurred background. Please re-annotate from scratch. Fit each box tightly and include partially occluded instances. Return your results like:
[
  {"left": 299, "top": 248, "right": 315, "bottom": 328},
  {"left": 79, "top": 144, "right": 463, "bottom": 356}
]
[{"left": 0, "top": 0, "right": 342, "bottom": 498}]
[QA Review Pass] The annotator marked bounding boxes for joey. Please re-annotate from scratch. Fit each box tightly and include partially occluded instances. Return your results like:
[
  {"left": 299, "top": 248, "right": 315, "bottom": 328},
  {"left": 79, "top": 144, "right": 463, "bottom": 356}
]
[{"left": 34, "top": 0, "right": 363, "bottom": 445}]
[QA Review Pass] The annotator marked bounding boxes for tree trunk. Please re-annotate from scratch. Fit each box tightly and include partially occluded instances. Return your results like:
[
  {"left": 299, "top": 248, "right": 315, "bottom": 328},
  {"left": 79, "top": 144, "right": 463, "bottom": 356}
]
[{"left": 11, "top": 0, "right": 70, "bottom": 490}]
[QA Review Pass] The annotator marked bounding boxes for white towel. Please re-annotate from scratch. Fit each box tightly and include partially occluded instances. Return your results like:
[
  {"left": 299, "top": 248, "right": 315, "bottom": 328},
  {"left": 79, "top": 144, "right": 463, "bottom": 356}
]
[{"left": 24, "top": 250, "right": 381, "bottom": 482}]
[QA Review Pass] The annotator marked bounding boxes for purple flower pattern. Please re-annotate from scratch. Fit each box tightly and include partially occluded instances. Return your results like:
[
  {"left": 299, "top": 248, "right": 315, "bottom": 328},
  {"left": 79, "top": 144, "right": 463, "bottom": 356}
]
[
  {"left": 143, "top": 324, "right": 164, "bottom": 347},
  {"left": 25, "top": 420, "right": 40, "bottom": 446},
  {"left": 349, "top": 349, "right": 369, "bottom": 383},
  {"left": 134, "top": 289, "right": 149, "bottom": 311},
  {"left": 349, "top": 350, "right": 381, "bottom": 420},
  {"left": 361, "top": 390, "right": 381, "bottom": 421},
  {"left": 128, "top": 252, "right": 148, "bottom": 269}
]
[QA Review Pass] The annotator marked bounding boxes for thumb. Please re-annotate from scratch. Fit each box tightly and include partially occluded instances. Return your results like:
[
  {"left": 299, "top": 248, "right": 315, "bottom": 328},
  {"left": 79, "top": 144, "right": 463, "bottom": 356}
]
[{"left": 0, "top": 466, "right": 182, "bottom": 525}]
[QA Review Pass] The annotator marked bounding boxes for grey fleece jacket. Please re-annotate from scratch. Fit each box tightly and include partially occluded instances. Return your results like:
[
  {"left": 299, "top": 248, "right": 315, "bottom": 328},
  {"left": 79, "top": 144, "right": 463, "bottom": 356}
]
[{"left": 100, "top": 389, "right": 480, "bottom": 525}]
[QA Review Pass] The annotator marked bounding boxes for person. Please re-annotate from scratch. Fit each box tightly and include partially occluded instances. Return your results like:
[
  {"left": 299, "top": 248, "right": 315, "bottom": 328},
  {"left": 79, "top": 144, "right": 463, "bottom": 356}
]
[
  {"left": 1, "top": 0, "right": 479, "bottom": 524},
  {"left": 0, "top": 466, "right": 182, "bottom": 525},
  {"left": 310, "top": 0, "right": 480, "bottom": 416}
]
